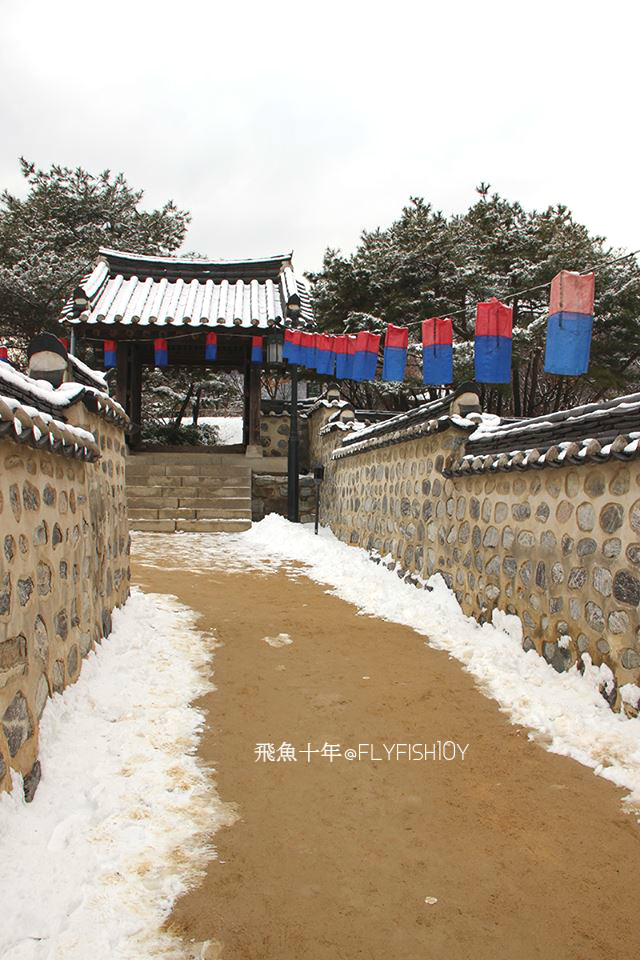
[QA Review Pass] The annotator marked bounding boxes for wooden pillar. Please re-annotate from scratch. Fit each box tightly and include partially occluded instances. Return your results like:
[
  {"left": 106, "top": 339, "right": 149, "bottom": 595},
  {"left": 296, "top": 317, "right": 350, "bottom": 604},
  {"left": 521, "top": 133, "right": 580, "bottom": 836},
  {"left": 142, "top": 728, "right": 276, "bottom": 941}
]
[
  {"left": 248, "top": 363, "right": 261, "bottom": 453},
  {"left": 115, "top": 341, "right": 130, "bottom": 412},
  {"left": 129, "top": 344, "right": 143, "bottom": 449},
  {"left": 242, "top": 364, "right": 250, "bottom": 448}
]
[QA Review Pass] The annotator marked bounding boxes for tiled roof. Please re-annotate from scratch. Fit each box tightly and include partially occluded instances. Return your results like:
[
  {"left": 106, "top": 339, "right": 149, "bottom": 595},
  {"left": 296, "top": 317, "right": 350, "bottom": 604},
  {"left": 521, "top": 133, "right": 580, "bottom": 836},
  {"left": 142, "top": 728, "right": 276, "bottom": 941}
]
[
  {"left": 332, "top": 412, "right": 479, "bottom": 460},
  {"left": 0, "top": 363, "right": 127, "bottom": 426},
  {"left": 466, "top": 392, "right": 640, "bottom": 457},
  {"left": 338, "top": 382, "right": 481, "bottom": 452},
  {"left": 59, "top": 248, "right": 313, "bottom": 330},
  {"left": 445, "top": 391, "right": 640, "bottom": 476},
  {"left": 0, "top": 394, "right": 100, "bottom": 461}
]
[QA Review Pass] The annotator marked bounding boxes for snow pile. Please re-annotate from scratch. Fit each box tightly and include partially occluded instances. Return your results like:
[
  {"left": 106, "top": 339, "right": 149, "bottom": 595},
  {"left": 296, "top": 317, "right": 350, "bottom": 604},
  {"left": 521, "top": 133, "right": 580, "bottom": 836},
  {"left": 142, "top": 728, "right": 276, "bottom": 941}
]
[
  {"left": 242, "top": 516, "right": 640, "bottom": 811},
  {"left": 194, "top": 416, "right": 242, "bottom": 445},
  {"left": 0, "top": 589, "right": 229, "bottom": 960}
]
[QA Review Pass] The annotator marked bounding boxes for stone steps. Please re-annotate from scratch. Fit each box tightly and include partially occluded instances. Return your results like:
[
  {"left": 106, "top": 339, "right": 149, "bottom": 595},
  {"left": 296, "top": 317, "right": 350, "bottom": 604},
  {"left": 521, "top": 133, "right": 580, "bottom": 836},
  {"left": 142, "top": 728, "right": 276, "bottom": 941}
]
[
  {"left": 129, "top": 507, "right": 252, "bottom": 520},
  {"left": 131, "top": 518, "right": 252, "bottom": 533},
  {"left": 128, "top": 496, "right": 251, "bottom": 510},
  {"left": 127, "top": 482, "right": 250, "bottom": 498},
  {"left": 126, "top": 453, "right": 254, "bottom": 533}
]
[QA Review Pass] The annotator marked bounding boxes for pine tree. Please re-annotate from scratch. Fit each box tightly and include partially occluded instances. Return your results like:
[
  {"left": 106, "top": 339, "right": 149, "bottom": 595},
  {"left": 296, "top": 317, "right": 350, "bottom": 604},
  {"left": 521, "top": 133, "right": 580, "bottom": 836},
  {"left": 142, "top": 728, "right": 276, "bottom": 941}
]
[
  {"left": 307, "top": 189, "right": 640, "bottom": 416},
  {"left": 0, "top": 159, "right": 190, "bottom": 344}
]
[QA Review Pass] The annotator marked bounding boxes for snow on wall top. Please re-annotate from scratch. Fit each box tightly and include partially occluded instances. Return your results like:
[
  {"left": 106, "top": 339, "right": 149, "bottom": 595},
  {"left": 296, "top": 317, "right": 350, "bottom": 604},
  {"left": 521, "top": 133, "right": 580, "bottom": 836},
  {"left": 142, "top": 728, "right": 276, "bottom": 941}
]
[
  {"left": 0, "top": 363, "right": 127, "bottom": 426},
  {"left": 0, "top": 391, "right": 100, "bottom": 461}
]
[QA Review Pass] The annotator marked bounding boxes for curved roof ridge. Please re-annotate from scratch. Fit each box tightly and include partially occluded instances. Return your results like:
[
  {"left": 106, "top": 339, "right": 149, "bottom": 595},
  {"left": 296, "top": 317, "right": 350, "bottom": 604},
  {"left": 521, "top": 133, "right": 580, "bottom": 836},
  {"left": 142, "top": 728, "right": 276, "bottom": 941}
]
[{"left": 97, "top": 247, "right": 293, "bottom": 268}]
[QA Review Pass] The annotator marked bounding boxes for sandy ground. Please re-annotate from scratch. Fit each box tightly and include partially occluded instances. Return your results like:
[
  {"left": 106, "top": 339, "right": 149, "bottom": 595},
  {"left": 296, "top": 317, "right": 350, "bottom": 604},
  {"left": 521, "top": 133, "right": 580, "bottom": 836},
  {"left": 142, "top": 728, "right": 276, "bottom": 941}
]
[{"left": 132, "top": 555, "right": 640, "bottom": 960}]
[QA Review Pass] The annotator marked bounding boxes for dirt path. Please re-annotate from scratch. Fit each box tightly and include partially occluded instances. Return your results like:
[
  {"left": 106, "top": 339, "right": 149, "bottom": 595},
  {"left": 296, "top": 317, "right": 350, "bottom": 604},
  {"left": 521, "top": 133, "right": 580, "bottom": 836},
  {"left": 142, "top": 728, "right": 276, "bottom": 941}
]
[{"left": 132, "top": 552, "right": 640, "bottom": 960}]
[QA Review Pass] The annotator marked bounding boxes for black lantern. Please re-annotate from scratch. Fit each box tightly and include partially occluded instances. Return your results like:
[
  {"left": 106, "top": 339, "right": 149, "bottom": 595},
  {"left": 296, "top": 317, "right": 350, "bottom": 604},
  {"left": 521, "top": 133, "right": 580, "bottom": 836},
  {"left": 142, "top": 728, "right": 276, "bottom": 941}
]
[{"left": 266, "top": 331, "right": 284, "bottom": 366}]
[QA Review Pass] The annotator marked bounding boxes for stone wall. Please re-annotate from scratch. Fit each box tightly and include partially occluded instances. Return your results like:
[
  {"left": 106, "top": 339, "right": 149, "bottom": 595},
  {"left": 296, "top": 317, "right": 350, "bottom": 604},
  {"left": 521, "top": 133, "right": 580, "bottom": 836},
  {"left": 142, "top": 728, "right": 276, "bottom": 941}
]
[
  {"left": 317, "top": 419, "right": 640, "bottom": 712},
  {"left": 0, "top": 400, "right": 129, "bottom": 796},
  {"left": 259, "top": 412, "right": 312, "bottom": 467},
  {"left": 260, "top": 413, "right": 291, "bottom": 457},
  {"left": 252, "top": 474, "right": 316, "bottom": 524}
]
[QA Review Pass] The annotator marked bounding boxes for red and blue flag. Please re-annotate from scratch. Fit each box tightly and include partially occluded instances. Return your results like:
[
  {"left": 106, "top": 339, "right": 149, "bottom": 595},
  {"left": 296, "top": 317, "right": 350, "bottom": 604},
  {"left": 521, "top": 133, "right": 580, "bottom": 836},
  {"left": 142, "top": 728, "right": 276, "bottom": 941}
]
[
  {"left": 544, "top": 271, "right": 595, "bottom": 376},
  {"left": 299, "top": 331, "right": 315, "bottom": 369},
  {"left": 103, "top": 339, "right": 117, "bottom": 369},
  {"left": 352, "top": 332, "right": 380, "bottom": 381},
  {"left": 251, "top": 336, "right": 263, "bottom": 364},
  {"left": 205, "top": 332, "right": 217, "bottom": 361},
  {"left": 154, "top": 337, "right": 168, "bottom": 368},
  {"left": 382, "top": 324, "right": 408, "bottom": 381},
  {"left": 422, "top": 318, "right": 453, "bottom": 385},
  {"left": 334, "top": 334, "right": 356, "bottom": 379},
  {"left": 283, "top": 329, "right": 302, "bottom": 365},
  {"left": 474, "top": 298, "right": 512, "bottom": 384},
  {"left": 315, "top": 333, "right": 335, "bottom": 375}
]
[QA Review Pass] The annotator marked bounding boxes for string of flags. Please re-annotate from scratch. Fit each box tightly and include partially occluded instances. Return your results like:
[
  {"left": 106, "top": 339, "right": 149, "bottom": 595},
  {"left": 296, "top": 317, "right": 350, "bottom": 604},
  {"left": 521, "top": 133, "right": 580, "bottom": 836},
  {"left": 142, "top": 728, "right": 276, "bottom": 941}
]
[{"left": 95, "top": 269, "right": 595, "bottom": 385}]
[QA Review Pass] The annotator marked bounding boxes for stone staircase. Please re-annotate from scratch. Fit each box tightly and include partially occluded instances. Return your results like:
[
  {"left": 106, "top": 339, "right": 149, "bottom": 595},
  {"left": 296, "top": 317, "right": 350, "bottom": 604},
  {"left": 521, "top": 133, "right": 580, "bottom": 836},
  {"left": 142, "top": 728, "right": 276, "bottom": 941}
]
[{"left": 126, "top": 452, "right": 253, "bottom": 533}]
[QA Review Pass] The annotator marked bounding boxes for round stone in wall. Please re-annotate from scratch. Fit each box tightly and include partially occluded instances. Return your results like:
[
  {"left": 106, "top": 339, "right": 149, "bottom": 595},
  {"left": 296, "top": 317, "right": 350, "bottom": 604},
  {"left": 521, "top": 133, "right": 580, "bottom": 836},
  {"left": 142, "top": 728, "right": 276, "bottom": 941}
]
[
  {"left": 585, "top": 601, "right": 604, "bottom": 629},
  {"left": 609, "top": 469, "right": 630, "bottom": 496},
  {"left": 33, "top": 521, "right": 48, "bottom": 546},
  {"left": 50, "top": 660, "right": 65, "bottom": 694},
  {"left": 34, "top": 616, "right": 49, "bottom": 662},
  {"left": 626, "top": 544, "right": 640, "bottom": 565},
  {"left": 621, "top": 649, "right": 640, "bottom": 670},
  {"left": 603, "top": 538, "right": 621, "bottom": 559},
  {"left": 577, "top": 538, "right": 596, "bottom": 557},
  {"left": 565, "top": 471, "right": 580, "bottom": 498},
  {"left": 592, "top": 566, "right": 612, "bottom": 597},
  {"left": 535, "top": 502, "right": 550, "bottom": 522},
  {"left": 22, "top": 481, "right": 40, "bottom": 511},
  {"left": 512, "top": 502, "right": 531, "bottom": 521},
  {"left": 35, "top": 673, "right": 49, "bottom": 719},
  {"left": 9, "top": 484, "right": 21, "bottom": 522},
  {"left": 494, "top": 501, "right": 508, "bottom": 523},
  {"left": 556, "top": 500, "right": 573, "bottom": 523},
  {"left": 0, "top": 574, "right": 10, "bottom": 616},
  {"left": 584, "top": 474, "right": 605, "bottom": 498},
  {"left": 599, "top": 502, "right": 624, "bottom": 533},
  {"left": 17, "top": 577, "right": 33, "bottom": 606},
  {"left": 627, "top": 497, "right": 640, "bottom": 536},
  {"left": 3, "top": 535, "right": 15, "bottom": 563},
  {"left": 568, "top": 567, "right": 586, "bottom": 589},
  {"left": 613, "top": 570, "right": 640, "bottom": 606},
  {"left": 2, "top": 692, "right": 33, "bottom": 757},
  {"left": 36, "top": 562, "right": 52, "bottom": 597},
  {"left": 608, "top": 610, "right": 630, "bottom": 635},
  {"left": 576, "top": 502, "right": 595, "bottom": 531}
]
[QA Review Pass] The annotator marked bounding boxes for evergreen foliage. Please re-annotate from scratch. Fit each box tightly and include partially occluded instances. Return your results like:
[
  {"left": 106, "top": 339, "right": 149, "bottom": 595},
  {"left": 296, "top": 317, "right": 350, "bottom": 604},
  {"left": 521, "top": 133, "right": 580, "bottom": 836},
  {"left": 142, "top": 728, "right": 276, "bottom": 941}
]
[
  {"left": 0, "top": 159, "right": 190, "bottom": 343},
  {"left": 308, "top": 187, "right": 640, "bottom": 416}
]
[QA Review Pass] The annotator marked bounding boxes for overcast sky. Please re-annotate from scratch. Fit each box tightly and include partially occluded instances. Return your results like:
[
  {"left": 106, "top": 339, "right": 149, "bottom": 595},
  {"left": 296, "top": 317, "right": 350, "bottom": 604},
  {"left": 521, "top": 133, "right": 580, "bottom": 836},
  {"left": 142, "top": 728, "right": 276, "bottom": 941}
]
[{"left": 1, "top": 0, "right": 638, "bottom": 274}]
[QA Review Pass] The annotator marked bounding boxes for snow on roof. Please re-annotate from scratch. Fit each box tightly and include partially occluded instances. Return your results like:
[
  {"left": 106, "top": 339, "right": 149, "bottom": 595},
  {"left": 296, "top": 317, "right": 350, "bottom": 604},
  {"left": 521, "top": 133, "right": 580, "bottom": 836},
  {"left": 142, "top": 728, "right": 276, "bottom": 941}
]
[
  {"left": 67, "top": 353, "right": 108, "bottom": 391},
  {"left": 58, "top": 247, "right": 314, "bottom": 331}
]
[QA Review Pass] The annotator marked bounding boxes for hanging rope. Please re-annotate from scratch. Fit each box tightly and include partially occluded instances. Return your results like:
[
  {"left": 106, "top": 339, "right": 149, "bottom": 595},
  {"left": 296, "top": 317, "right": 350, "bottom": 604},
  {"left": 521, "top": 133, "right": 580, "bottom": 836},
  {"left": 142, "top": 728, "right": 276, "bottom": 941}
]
[{"left": 402, "top": 247, "right": 640, "bottom": 329}]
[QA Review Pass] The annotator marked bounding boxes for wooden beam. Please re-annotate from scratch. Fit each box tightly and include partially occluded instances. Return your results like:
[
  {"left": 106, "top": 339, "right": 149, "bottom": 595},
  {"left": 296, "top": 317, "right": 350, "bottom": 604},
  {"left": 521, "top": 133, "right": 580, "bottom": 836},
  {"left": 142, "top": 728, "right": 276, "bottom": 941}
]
[
  {"left": 129, "top": 344, "right": 142, "bottom": 449},
  {"left": 248, "top": 363, "right": 261, "bottom": 448},
  {"left": 115, "top": 341, "right": 130, "bottom": 412},
  {"left": 242, "top": 364, "right": 250, "bottom": 448}
]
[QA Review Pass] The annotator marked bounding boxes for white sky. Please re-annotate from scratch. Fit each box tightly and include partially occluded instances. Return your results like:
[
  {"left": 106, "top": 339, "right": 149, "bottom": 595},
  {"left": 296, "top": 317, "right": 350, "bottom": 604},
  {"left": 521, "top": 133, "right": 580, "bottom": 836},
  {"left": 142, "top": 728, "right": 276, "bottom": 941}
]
[{"left": 0, "top": 0, "right": 638, "bottom": 274}]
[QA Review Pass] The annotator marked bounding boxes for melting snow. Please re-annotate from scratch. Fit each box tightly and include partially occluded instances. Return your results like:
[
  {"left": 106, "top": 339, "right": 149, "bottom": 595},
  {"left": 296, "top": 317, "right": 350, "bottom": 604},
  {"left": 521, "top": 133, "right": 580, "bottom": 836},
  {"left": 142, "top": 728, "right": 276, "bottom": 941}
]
[{"left": 0, "top": 589, "right": 230, "bottom": 960}]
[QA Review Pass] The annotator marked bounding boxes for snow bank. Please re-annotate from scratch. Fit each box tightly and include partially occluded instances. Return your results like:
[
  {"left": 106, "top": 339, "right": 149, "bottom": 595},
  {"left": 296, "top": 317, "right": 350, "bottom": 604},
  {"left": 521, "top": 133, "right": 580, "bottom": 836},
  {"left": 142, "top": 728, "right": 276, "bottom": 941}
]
[
  {"left": 0, "top": 589, "right": 229, "bottom": 960},
  {"left": 196, "top": 416, "right": 242, "bottom": 445},
  {"left": 242, "top": 516, "right": 640, "bottom": 812}
]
